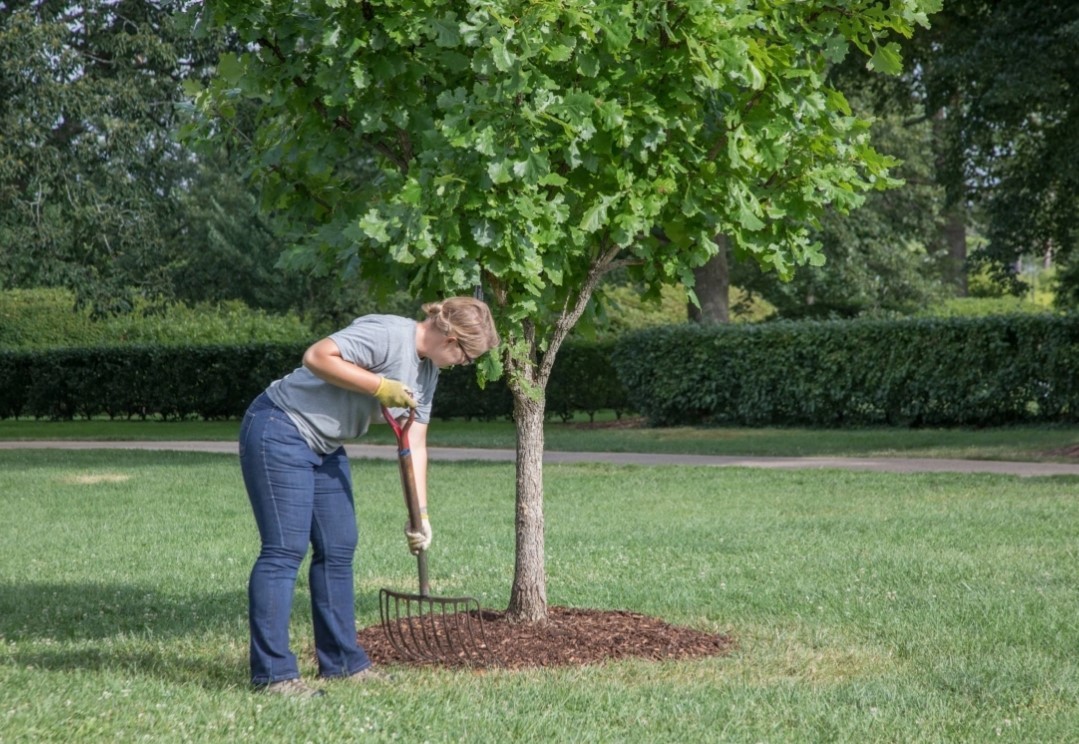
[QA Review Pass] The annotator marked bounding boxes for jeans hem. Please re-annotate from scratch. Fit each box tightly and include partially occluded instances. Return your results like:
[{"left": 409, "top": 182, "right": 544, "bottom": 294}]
[
  {"left": 319, "top": 661, "right": 373, "bottom": 680},
  {"left": 252, "top": 674, "right": 300, "bottom": 686}
]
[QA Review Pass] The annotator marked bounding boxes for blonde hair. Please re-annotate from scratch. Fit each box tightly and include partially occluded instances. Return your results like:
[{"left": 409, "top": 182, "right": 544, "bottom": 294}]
[{"left": 422, "top": 297, "right": 500, "bottom": 360}]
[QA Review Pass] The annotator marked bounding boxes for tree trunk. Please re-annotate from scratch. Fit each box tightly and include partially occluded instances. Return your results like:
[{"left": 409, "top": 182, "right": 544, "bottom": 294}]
[
  {"left": 490, "top": 246, "right": 621, "bottom": 625},
  {"left": 934, "top": 96, "right": 967, "bottom": 296},
  {"left": 505, "top": 387, "right": 548, "bottom": 623},
  {"left": 687, "top": 234, "right": 730, "bottom": 324},
  {"left": 942, "top": 205, "right": 967, "bottom": 296}
]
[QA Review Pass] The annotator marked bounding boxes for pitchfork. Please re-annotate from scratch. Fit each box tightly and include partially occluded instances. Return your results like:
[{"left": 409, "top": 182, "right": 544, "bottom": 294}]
[{"left": 378, "top": 404, "right": 493, "bottom": 665}]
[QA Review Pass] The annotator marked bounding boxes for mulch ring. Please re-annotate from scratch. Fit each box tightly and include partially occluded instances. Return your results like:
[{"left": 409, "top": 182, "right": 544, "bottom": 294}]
[{"left": 357, "top": 606, "right": 734, "bottom": 670}]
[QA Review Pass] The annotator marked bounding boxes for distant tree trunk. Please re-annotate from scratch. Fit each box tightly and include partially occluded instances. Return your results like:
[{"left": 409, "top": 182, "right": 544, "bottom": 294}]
[
  {"left": 934, "top": 98, "right": 967, "bottom": 296},
  {"left": 688, "top": 234, "right": 730, "bottom": 324},
  {"left": 942, "top": 205, "right": 967, "bottom": 296}
]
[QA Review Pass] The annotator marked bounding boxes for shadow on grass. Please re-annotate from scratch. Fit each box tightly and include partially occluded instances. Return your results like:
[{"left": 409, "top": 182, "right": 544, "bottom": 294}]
[
  {"left": 10, "top": 645, "right": 248, "bottom": 691},
  {"left": 0, "top": 581, "right": 249, "bottom": 690}
]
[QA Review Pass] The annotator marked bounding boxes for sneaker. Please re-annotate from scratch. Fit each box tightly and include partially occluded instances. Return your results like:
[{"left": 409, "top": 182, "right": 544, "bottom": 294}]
[{"left": 256, "top": 678, "right": 326, "bottom": 699}]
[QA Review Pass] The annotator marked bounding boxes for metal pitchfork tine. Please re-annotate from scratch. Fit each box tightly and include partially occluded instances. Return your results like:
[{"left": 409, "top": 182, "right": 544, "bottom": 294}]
[{"left": 378, "top": 404, "right": 493, "bottom": 665}]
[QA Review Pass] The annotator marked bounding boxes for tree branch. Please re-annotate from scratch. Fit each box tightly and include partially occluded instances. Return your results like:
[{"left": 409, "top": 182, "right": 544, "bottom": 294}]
[{"left": 537, "top": 243, "right": 621, "bottom": 385}]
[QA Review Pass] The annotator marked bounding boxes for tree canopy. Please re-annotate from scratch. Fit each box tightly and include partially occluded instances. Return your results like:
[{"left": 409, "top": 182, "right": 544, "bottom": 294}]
[{"left": 193, "top": 1, "right": 937, "bottom": 337}]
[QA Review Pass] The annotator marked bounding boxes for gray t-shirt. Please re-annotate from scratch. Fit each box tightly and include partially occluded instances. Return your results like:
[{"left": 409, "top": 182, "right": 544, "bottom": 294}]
[{"left": 265, "top": 315, "right": 438, "bottom": 454}]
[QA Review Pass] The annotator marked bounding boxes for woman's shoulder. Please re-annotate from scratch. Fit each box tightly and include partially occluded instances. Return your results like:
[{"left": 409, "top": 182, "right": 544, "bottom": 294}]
[{"left": 339, "top": 314, "right": 415, "bottom": 334}]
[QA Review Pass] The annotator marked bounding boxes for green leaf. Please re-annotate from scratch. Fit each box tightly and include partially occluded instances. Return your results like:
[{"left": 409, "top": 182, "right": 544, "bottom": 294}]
[
  {"left": 823, "top": 35, "right": 849, "bottom": 63},
  {"left": 596, "top": 100, "right": 624, "bottom": 130},
  {"left": 580, "top": 195, "right": 617, "bottom": 233},
  {"left": 471, "top": 219, "right": 498, "bottom": 247},
  {"left": 487, "top": 159, "right": 514, "bottom": 185},
  {"left": 491, "top": 37, "right": 516, "bottom": 72},
  {"left": 558, "top": 92, "right": 595, "bottom": 127},
  {"left": 430, "top": 14, "right": 461, "bottom": 47},
  {"left": 358, "top": 210, "right": 392, "bottom": 244},
  {"left": 399, "top": 179, "right": 423, "bottom": 206},
  {"left": 868, "top": 42, "right": 903, "bottom": 75},
  {"left": 350, "top": 63, "right": 368, "bottom": 90},
  {"left": 547, "top": 41, "right": 575, "bottom": 62},
  {"left": 216, "top": 53, "right": 244, "bottom": 84},
  {"left": 576, "top": 51, "right": 600, "bottom": 77}
]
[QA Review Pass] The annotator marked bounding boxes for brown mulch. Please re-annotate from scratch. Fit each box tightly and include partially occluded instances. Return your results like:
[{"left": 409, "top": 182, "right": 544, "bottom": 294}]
[
  {"left": 1045, "top": 445, "right": 1079, "bottom": 458},
  {"left": 357, "top": 606, "right": 733, "bottom": 670}
]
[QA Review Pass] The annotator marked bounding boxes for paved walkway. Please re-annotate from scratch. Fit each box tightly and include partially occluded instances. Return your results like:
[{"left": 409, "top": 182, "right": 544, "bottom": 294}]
[{"left": 3, "top": 440, "right": 1079, "bottom": 477}]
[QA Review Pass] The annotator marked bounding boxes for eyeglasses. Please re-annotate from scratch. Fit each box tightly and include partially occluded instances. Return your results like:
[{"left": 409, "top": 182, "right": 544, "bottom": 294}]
[{"left": 457, "top": 340, "right": 474, "bottom": 365}]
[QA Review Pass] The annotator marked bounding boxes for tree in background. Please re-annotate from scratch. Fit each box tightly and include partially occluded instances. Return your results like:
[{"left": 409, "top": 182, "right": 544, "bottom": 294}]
[
  {"left": 733, "top": 91, "right": 951, "bottom": 319},
  {"left": 0, "top": 0, "right": 319, "bottom": 318},
  {"left": 0, "top": 1, "right": 210, "bottom": 312},
  {"left": 901, "top": 1, "right": 1079, "bottom": 302},
  {"left": 193, "top": 0, "right": 936, "bottom": 622}
]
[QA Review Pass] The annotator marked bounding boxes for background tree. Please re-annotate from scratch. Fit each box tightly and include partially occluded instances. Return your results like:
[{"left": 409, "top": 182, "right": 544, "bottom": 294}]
[
  {"left": 899, "top": 1, "right": 1079, "bottom": 302},
  {"left": 0, "top": 0, "right": 313, "bottom": 318},
  {"left": 1, "top": 1, "right": 203, "bottom": 311},
  {"left": 194, "top": 0, "right": 938, "bottom": 622},
  {"left": 733, "top": 93, "right": 951, "bottom": 318}
]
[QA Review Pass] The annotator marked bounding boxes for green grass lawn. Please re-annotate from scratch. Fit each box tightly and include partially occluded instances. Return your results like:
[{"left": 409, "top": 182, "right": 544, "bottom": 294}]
[
  {"left": 3, "top": 414, "right": 1079, "bottom": 461},
  {"left": 2, "top": 448, "right": 1078, "bottom": 741}
]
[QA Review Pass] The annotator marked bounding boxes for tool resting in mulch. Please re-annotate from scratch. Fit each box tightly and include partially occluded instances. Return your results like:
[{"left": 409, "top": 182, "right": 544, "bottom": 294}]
[{"left": 358, "top": 606, "right": 733, "bottom": 670}]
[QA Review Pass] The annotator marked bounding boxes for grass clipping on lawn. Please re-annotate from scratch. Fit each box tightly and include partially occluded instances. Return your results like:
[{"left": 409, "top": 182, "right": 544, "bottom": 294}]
[{"left": 358, "top": 606, "right": 734, "bottom": 669}]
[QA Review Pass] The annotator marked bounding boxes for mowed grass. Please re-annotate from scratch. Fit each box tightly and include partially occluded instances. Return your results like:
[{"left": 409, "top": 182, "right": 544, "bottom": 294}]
[
  {"left": 2, "top": 449, "right": 1078, "bottom": 742},
  {"left": 3, "top": 415, "right": 1079, "bottom": 461}
]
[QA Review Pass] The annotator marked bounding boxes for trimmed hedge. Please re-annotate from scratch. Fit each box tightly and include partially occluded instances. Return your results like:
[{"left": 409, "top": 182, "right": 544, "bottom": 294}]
[
  {"left": 0, "top": 344, "right": 305, "bottom": 421},
  {"left": 8, "top": 315, "right": 1075, "bottom": 427},
  {"left": 613, "top": 314, "right": 1079, "bottom": 427},
  {"left": 0, "top": 339, "right": 627, "bottom": 422}
]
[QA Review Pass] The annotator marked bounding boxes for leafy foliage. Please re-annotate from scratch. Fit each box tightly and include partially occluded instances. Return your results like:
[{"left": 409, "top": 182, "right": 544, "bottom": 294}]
[
  {"left": 192, "top": 0, "right": 936, "bottom": 347},
  {"left": 0, "top": 288, "right": 314, "bottom": 350},
  {"left": 0, "top": 343, "right": 304, "bottom": 421},
  {"left": 0, "top": 1, "right": 222, "bottom": 312},
  {"left": 0, "top": 337, "right": 623, "bottom": 421},
  {"left": 899, "top": 1, "right": 1079, "bottom": 300},
  {"left": 733, "top": 93, "right": 952, "bottom": 318}
]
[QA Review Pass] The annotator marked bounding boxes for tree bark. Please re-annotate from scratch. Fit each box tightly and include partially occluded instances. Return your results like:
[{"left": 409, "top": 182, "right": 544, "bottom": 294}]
[
  {"left": 933, "top": 97, "right": 967, "bottom": 296},
  {"left": 505, "top": 386, "right": 548, "bottom": 623},
  {"left": 688, "top": 234, "right": 730, "bottom": 324},
  {"left": 942, "top": 205, "right": 967, "bottom": 296}
]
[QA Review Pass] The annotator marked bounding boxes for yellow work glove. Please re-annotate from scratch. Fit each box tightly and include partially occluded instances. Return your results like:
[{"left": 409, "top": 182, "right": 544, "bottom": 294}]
[
  {"left": 404, "top": 514, "right": 433, "bottom": 554},
  {"left": 374, "top": 377, "right": 417, "bottom": 408}
]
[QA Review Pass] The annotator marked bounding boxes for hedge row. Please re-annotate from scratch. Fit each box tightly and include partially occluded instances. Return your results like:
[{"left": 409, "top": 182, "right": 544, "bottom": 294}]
[
  {"left": 6, "top": 315, "right": 1077, "bottom": 427},
  {"left": 0, "top": 344, "right": 305, "bottom": 421},
  {"left": 613, "top": 314, "right": 1079, "bottom": 427},
  {"left": 0, "top": 340, "right": 628, "bottom": 422}
]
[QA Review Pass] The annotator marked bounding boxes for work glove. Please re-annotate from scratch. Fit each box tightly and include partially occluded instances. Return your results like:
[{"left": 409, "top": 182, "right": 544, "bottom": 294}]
[
  {"left": 404, "top": 514, "right": 433, "bottom": 554},
  {"left": 374, "top": 376, "right": 417, "bottom": 408}
]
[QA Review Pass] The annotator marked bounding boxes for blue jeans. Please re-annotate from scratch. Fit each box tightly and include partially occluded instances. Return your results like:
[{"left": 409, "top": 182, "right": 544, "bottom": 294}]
[{"left": 239, "top": 393, "right": 372, "bottom": 684}]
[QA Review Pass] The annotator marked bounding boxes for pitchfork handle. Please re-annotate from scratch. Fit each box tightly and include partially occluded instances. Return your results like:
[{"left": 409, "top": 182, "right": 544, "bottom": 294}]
[{"left": 382, "top": 405, "right": 431, "bottom": 597}]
